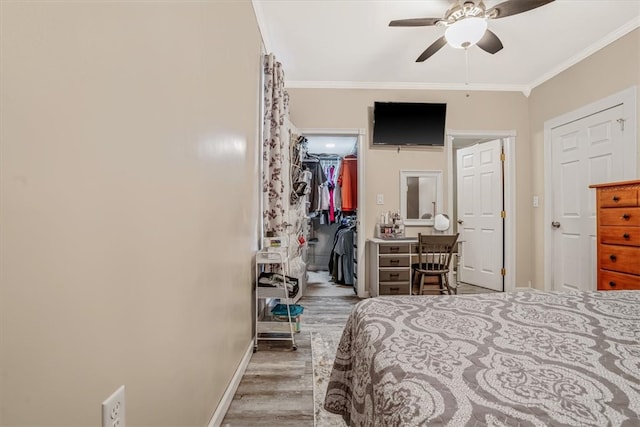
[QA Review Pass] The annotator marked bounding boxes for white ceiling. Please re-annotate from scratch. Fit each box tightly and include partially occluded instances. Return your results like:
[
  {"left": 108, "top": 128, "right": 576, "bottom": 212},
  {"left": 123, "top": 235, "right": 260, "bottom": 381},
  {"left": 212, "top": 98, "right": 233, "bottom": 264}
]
[
  {"left": 253, "top": 0, "right": 640, "bottom": 94},
  {"left": 305, "top": 135, "right": 358, "bottom": 156}
]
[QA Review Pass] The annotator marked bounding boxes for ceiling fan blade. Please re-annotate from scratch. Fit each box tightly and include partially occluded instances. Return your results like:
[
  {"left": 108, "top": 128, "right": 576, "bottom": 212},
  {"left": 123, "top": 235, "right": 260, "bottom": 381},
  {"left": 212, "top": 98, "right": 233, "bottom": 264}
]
[
  {"left": 416, "top": 36, "right": 447, "bottom": 62},
  {"left": 487, "top": 0, "right": 554, "bottom": 19},
  {"left": 476, "top": 30, "right": 503, "bottom": 54},
  {"left": 389, "top": 17, "right": 441, "bottom": 27}
]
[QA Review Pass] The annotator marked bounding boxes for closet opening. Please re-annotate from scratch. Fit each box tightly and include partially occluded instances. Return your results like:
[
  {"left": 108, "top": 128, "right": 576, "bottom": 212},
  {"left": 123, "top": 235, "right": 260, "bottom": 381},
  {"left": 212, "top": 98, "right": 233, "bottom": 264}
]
[{"left": 302, "top": 134, "right": 360, "bottom": 297}]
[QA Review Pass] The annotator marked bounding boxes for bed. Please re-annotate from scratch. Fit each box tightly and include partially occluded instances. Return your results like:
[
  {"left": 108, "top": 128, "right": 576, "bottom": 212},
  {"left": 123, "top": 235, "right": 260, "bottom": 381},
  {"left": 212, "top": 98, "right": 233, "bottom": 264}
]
[{"left": 324, "top": 291, "right": 640, "bottom": 426}]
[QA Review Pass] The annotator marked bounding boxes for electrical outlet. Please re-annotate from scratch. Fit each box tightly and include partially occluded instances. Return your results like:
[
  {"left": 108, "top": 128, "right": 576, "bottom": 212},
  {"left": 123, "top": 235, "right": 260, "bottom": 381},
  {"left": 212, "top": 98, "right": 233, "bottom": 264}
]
[{"left": 102, "top": 385, "right": 126, "bottom": 427}]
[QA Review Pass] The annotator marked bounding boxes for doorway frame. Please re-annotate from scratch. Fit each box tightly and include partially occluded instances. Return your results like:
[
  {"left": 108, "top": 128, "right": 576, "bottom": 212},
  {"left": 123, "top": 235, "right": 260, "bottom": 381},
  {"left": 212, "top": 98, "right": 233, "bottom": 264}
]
[
  {"left": 446, "top": 130, "right": 518, "bottom": 292},
  {"left": 299, "top": 128, "right": 368, "bottom": 298},
  {"left": 543, "top": 86, "right": 637, "bottom": 291}
]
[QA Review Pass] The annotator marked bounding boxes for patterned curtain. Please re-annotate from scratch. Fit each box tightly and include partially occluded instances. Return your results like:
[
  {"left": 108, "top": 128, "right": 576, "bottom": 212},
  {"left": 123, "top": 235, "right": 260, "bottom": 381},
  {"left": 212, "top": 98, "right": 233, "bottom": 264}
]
[{"left": 262, "top": 54, "right": 290, "bottom": 236}]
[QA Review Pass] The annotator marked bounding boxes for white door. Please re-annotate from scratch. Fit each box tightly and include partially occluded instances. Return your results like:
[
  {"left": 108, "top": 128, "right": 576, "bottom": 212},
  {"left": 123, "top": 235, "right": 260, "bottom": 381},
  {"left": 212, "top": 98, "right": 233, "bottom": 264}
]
[
  {"left": 551, "top": 105, "right": 624, "bottom": 291},
  {"left": 456, "top": 139, "right": 503, "bottom": 291}
]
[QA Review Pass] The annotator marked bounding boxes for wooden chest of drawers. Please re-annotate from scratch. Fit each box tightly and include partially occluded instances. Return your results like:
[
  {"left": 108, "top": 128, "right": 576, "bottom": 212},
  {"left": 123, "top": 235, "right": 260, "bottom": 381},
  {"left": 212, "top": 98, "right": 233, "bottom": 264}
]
[{"left": 590, "top": 180, "right": 640, "bottom": 290}]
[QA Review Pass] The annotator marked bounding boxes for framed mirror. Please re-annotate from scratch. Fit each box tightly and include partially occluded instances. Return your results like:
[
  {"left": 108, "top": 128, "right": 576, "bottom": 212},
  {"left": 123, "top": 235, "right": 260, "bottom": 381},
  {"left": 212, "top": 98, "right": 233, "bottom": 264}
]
[{"left": 400, "top": 170, "right": 443, "bottom": 226}]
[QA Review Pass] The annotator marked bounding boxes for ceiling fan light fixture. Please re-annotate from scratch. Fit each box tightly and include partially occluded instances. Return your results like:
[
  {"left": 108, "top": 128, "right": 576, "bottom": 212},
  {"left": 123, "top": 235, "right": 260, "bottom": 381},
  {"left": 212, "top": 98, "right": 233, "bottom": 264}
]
[{"left": 444, "top": 17, "right": 488, "bottom": 49}]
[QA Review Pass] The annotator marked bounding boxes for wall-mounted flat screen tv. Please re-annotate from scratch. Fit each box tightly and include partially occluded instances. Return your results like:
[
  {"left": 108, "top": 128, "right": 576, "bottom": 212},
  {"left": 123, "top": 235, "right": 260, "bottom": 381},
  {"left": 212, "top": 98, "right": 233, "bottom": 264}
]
[{"left": 372, "top": 102, "right": 447, "bottom": 146}]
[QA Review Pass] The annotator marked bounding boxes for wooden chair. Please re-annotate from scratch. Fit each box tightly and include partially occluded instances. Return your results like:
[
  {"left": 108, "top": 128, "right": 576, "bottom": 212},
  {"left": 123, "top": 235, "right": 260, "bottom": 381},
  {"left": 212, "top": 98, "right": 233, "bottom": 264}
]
[{"left": 412, "top": 233, "right": 459, "bottom": 295}]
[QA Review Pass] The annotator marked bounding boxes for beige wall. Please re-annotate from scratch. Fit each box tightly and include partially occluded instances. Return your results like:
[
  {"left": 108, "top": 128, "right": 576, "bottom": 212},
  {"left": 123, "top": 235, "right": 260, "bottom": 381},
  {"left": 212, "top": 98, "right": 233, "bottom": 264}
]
[
  {"left": 288, "top": 89, "right": 531, "bottom": 285},
  {"left": 528, "top": 29, "right": 640, "bottom": 289},
  {"left": 0, "top": 1, "right": 261, "bottom": 426}
]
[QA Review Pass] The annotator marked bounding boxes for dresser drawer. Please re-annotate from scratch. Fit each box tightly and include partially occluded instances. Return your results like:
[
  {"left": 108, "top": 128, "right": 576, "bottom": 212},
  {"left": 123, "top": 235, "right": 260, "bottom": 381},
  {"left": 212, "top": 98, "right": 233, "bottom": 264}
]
[
  {"left": 600, "top": 244, "right": 640, "bottom": 275},
  {"left": 599, "top": 188, "right": 638, "bottom": 208},
  {"left": 599, "top": 207, "right": 640, "bottom": 226},
  {"left": 379, "top": 244, "right": 410, "bottom": 254},
  {"left": 600, "top": 226, "right": 640, "bottom": 246},
  {"left": 379, "top": 283, "right": 410, "bottom": 295},
  {"left": 379, "top": 256, "right": 410, "bottom": 267},
  {"left": 598, "top": 269, "right": 640, "bottom": 290},
  {"left": 379, "top": 269, "right": 410, "bottom": 282}
]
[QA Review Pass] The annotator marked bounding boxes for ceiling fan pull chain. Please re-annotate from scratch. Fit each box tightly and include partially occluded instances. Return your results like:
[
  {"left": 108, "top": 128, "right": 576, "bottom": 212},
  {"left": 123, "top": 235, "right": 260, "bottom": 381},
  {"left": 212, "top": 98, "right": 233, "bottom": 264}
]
[{"left": 465, "top": 48, "right": 470, "bottom": 97}]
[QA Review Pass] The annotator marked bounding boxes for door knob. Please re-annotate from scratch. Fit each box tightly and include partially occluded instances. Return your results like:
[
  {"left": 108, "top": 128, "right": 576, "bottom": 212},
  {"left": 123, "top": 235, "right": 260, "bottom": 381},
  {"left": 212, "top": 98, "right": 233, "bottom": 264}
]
[
  {"left": 551, "top": 221, "right": 561, "bottom": 228},
  {"left": 457, "top": 219, "right": 464, "bottom": 225}
]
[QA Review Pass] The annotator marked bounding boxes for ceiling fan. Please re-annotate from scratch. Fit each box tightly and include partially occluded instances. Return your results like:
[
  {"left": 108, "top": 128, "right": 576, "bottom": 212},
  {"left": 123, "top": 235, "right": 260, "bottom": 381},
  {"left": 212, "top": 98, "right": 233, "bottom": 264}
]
[{"left": 389, "top": 0, "right": 555, "bottom": 62}]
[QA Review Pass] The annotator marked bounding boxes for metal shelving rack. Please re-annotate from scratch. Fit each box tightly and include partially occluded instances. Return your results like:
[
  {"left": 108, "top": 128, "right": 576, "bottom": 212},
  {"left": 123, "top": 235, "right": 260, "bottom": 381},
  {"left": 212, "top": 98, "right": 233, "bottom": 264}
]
[{"left": 254, "top": 248, "right": 297, "bottom": 352}]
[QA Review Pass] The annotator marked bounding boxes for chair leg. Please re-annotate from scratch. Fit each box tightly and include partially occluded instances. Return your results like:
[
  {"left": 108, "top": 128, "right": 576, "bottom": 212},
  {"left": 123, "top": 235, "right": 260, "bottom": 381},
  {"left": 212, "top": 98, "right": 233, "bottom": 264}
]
[
  {"left": 449, "top": 274, "right": 457, "bottom": 295},
  {"left": 442, "top": 276, "right": 450, "bottom": 295},
  {"left": 443, "top": 273, "right": 453, "bottom": 295},
  {"left": 418, "top": 274, "right": 425, "bottom": 295}
]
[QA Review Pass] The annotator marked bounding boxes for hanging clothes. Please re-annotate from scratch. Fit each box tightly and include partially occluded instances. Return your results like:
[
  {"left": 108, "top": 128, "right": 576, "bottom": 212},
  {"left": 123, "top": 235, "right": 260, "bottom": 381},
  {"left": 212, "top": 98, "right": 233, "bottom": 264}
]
[
  {"left": 303, "top": 157, "right": 326, "bottom": 213},
  {"left": 333, "top": 161, "right": 342, "bottom": 216},
  {"left": 328, "top": 221, "right": 356, "bottom": 287},
  {"left": 319, "top": 183, "right": 330, "bottom": 211},
  {"left": 327, "top": 164, "right": 336, "bottom": 223},
  {"left": 313, "top": 156, "right": 341, "bottom": 223},
  {"left": 338, "top": 155, "right": 358, "bottom": 213}
]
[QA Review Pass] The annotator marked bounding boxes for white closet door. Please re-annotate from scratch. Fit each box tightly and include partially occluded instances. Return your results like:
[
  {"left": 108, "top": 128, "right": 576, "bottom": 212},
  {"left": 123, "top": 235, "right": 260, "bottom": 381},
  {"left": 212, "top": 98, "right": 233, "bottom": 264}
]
[{"left": 550, "top": 104, "right": 623, "bottom": 292}]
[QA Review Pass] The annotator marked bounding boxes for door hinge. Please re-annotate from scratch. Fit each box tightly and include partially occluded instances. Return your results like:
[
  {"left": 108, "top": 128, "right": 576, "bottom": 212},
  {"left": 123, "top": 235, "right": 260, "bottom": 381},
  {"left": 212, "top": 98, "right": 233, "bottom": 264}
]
[
  {"left": 501, "top": 210, "right": 506, "bottom": 218},
  {"left": 501, "top": 268, "right": 506, "bottom": 276},
  {"left": 617, "top": 118, "right": 626, "bottom": 131},
  {"left": 500, "top": 152, "right": 506, "bottom": 162}
]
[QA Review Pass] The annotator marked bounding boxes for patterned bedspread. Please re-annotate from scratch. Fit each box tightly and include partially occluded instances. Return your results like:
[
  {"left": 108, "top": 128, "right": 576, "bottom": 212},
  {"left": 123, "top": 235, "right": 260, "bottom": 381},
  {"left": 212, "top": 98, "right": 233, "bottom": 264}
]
[{"left": 324, "top": 291, "right": 640, "bottom": 426}]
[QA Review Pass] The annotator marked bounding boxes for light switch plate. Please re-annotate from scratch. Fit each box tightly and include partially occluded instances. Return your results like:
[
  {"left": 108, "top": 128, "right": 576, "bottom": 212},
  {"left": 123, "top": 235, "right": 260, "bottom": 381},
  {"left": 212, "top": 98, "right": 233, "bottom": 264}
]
[{"left": 376, "top": 194, "right": 384, "bottom": 205}]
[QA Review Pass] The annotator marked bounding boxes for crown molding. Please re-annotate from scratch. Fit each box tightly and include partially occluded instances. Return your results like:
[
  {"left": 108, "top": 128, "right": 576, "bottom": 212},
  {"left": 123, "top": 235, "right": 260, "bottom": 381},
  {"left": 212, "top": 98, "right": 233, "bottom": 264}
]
[
  {"left": 527, "top": 16, "right": 640, "bottom": 92},
  {"left": 285, "top": 80, "right": 528, "bottom": 93}
]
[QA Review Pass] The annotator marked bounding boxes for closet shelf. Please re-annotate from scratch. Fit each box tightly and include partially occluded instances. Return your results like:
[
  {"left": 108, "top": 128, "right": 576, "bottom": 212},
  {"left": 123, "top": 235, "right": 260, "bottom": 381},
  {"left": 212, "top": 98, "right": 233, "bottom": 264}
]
[{"left": 257, "top": 286, "right": 301, "bottom": 303}]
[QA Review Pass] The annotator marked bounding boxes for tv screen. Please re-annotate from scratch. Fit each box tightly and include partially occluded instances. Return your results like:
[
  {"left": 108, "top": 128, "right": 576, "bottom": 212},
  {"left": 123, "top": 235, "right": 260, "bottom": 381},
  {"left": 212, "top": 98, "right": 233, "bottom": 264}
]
[{"left": 372, "top": 102, "right": 447, "bottom": 146}]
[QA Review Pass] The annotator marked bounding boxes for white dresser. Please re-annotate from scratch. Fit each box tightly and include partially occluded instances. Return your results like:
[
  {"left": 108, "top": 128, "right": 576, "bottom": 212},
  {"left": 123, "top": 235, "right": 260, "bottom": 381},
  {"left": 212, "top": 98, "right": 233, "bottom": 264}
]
[
  {"left": 368, "top": 238, "right": 417, "bottom": 296},
  {"left": 368, "top": 237, "right": 459, "bottom": 296}
]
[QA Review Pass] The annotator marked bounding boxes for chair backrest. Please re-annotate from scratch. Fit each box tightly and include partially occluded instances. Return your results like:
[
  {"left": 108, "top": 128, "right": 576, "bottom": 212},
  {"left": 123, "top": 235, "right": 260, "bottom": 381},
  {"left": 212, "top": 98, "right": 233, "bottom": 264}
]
[{"left": 415, "top": 233, "right": 459, "bottom": 272}]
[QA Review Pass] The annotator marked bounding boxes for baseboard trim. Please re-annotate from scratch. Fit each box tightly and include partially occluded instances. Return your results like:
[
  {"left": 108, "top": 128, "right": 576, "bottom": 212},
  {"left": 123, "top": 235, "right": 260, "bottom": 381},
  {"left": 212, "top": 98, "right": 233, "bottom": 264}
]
[
  {"left": 207, "top": 339, "right": 254, "bottom": 427},
  {"left": 514, "top": 285, "right": 539, "bottom": 292}
]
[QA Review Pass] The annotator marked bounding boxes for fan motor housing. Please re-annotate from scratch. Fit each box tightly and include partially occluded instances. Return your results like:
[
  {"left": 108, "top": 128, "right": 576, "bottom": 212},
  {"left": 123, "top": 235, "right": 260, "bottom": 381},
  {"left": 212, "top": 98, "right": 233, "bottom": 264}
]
[{"left": 445, "top": 0, "right": 486, "bottom": 23}]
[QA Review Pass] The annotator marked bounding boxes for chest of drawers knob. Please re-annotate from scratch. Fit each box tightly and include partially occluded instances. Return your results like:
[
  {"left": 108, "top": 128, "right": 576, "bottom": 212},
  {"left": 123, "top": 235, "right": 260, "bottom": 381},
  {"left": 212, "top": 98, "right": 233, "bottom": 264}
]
[
  {"left": 623, "top": 233, "right": 630, "bottom": 239},
  {"left": 609, "top": 254, "right": 617, "bottom": 261},
  {"left": 622, "top": 213, "right": 631, "bottom": 220},
  {"left": 613, "top": 196, "right": 620, "bottom": 202}
]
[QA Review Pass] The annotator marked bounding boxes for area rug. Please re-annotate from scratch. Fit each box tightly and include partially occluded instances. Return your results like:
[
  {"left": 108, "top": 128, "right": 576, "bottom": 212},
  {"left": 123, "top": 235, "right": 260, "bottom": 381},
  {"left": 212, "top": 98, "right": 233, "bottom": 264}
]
[{"left": 310, "top": 329, "right": 347, "bottom": 427}]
